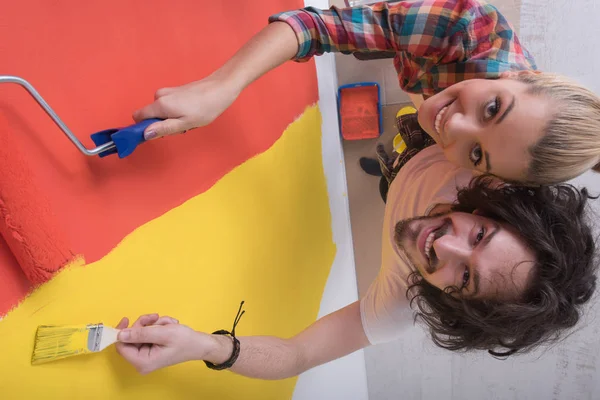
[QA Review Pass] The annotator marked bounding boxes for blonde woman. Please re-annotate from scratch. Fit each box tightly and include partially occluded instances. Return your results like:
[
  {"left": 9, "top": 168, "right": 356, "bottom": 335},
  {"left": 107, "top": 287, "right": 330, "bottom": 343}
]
[{"left": 133, "top": 0, "right": 600, "bottom": 185}]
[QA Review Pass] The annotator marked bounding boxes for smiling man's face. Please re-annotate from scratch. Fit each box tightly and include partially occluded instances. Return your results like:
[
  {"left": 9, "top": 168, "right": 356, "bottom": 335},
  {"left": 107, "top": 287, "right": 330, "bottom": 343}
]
[{"left": 395, "top": 212, "right": 536, "bottom": 300}]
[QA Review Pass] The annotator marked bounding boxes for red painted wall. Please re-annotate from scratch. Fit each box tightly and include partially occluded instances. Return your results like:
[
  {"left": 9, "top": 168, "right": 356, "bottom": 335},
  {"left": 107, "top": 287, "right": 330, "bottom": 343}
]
[{"left": 0, "top": 0, "right": 318, "bottom": 314}]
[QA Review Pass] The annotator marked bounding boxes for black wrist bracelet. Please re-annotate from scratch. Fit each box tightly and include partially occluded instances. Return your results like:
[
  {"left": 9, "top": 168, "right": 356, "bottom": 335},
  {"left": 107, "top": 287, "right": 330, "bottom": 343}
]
[
  {"left": 204, "top": 330, "right": 240, "bottom": 370},
  {"left": 204, "top": 301, "right": 245, "bottom": 371}
]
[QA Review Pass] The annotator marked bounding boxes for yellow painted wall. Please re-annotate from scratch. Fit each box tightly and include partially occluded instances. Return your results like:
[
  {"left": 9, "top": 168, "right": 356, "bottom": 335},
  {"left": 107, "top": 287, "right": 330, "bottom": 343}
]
[{"left": 0, "top": 105, "right": 335, "bottom": 399}]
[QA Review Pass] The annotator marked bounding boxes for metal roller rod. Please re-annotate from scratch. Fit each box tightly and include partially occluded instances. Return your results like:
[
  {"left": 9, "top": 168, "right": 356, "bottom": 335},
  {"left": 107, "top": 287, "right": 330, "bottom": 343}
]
[{"left": 0, "top": 75, "right": 115, "bottom": 156}]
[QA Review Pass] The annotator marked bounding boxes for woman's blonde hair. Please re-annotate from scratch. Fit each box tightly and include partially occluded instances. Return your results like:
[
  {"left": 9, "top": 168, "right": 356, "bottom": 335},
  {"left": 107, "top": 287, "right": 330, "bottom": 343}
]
[{"left": 514, "top": 72, "right": 600, "bottom": 185}]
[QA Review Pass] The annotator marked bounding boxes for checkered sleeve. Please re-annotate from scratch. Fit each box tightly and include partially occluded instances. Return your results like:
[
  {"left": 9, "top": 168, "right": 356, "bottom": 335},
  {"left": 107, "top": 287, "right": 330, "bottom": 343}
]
[
  {"left": 402, "top": 0, "right": 537, "bottom": 94},
  {"left": 270, "top": 4, "right": 401, "bottom": 62},
  {"left": 270, "top": 0, "right": 537, "bottom": 96},
  {"left": 269, "top": 0, "right": 486, "bottom": 62}
]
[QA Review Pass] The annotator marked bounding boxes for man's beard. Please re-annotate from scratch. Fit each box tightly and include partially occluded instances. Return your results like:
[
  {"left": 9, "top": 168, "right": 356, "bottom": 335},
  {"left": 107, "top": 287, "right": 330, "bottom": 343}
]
[
  {"left": 395, "top": 213, "right": 451, "bottom": 275},
  {"left": 395, "top": 215, "right": 426, "bottom": 252},
  {"left": 395, "top": 215, "right": 431, "bottom": 273}
]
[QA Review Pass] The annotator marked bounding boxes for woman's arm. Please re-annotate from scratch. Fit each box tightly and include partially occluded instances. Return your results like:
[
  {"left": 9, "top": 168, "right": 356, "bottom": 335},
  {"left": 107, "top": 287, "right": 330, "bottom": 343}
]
[
  {"left": 133, "top": 21, "right": 298, "bottom": 139},
  {"left": 135, "top": 0, "right": 504, "bottom": 138}
]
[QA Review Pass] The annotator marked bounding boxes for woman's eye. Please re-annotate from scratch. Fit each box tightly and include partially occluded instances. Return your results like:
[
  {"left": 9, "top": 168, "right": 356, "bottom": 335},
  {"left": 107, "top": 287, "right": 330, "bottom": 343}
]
[
  {"left": 462, "top": 267, "right": 471, "bottom": 289},
  {"left": 483, "top": 97, "right": 501, "bottom": 121},
  {"left": 475, "top": 227, "right": 485, "bottom": 244},
  {"left": 469, "top": 144, "right": 483, "bottom": 167}
]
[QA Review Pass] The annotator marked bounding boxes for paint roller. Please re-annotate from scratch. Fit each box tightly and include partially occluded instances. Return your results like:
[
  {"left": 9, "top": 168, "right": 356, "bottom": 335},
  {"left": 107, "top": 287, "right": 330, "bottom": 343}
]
[
  {"left": 1, "top": 76, "right": 160, "bottom": 158},
  {"left": 0, "top": 75, "right": 158, "bottom": 284}
]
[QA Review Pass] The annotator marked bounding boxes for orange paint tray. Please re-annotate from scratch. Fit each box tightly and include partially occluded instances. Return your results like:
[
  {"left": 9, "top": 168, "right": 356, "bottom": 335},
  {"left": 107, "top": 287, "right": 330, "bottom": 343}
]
[{"left": 337, "top": 82, "right": 382, "bottom": 140}]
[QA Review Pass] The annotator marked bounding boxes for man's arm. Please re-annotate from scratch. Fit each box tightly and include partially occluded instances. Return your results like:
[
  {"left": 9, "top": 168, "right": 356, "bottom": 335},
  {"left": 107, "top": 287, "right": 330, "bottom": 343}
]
[
  {"left": 219, "top": 301, "right": 368, "bottom": 379},
  {"left": 116, "top": 301, "right": 369, "bottom": 379}
]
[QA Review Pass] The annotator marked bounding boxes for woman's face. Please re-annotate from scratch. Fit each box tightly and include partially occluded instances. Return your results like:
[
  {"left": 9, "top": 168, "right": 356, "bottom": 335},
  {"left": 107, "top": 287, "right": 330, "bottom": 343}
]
[{"left": 417, "top": 77, "right": 553, "bottom": 182}]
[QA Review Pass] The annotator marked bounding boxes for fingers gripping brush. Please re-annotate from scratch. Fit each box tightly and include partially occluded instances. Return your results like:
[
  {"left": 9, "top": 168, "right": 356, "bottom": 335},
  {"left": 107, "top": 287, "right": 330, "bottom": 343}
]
[
  {"left": 31, "top": 323, "right": 165, "bottom": 365},
  {"left": 31, "top": 324, "right": 120, "bottom": 365}
]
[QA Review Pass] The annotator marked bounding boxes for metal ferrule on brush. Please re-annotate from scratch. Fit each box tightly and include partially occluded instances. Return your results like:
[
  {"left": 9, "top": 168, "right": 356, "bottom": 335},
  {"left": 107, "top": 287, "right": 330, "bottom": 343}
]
[{"left": 87, "top": 324, "right": 104, "bottom": 353}]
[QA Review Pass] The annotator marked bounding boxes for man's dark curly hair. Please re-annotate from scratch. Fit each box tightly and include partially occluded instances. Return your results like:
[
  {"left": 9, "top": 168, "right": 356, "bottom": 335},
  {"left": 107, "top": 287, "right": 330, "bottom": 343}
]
[{"left": 402, "top": 175, "right": 598, "bottom": 357}]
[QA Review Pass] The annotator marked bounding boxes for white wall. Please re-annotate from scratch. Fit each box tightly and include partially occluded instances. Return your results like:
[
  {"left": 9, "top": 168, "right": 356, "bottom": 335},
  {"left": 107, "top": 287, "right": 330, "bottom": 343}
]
[
  {"left": 292, "top": 0, "right": 369, "bottom": 399},
  {"left": 358, "top": 1, "right": 600, "bottom": 399}
]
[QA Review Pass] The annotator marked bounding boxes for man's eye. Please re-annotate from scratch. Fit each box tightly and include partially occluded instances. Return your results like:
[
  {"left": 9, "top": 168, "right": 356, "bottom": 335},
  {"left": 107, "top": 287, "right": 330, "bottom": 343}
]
[
  {"left": 483, "top": 97, "right": 501, "bottom": 121},
  {"left": 469, "top": 144, "right": 482, "bottom": 167},
  {"left": 475, "top": 227, "right": 485, "bottom": 244},
  {"left": 462, "top": 267, "right": 471, "bottom": 290}
]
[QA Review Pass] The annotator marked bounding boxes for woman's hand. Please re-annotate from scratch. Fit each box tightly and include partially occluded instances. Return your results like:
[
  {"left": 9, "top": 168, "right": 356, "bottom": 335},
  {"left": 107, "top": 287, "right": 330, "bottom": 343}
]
[
  {"left": 133, "top": 21, "right": 298, "bottom": 141},
  {"left": 133, "top": 76, "right": 241, "bottom": 141},
  {"left": 115, "top": 314, "right": 221, "bottom": 374}
]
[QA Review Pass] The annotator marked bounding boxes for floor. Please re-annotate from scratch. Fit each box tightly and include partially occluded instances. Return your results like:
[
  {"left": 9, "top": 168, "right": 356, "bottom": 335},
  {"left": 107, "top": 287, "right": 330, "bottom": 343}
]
[
  {"left": 341, "top": 1, "right": 600, "bottom": 399},
  {"left": 343, "top": 104, "right": 408, "bottom": 296}
]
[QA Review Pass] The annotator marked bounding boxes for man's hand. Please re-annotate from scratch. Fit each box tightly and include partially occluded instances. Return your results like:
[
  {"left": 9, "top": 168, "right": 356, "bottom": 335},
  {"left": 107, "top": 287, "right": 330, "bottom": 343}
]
[{"left": 115, "top": 314, "right": 221, "bottom": 375}]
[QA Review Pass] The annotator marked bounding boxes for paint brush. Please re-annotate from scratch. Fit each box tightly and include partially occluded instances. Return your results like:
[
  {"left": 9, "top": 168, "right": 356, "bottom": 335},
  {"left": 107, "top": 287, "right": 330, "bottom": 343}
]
[{"left": 31, "top": 324, "right": 119, "bottom": 365}]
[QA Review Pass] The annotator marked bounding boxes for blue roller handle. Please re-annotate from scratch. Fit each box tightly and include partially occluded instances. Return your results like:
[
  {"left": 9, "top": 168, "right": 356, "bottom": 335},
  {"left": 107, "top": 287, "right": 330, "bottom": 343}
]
[{"left": 90, "top": 118, "right": 162, "bottom": 158}]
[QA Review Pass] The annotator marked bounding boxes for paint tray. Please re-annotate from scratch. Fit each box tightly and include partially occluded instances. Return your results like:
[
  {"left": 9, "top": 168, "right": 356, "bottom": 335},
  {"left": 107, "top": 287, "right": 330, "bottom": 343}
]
[{"left": 337, "top": 82, "right": 382, "bottom": 140}]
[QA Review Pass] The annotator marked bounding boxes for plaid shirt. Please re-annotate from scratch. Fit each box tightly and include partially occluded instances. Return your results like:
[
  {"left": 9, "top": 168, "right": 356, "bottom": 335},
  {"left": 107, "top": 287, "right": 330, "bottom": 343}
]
[
  {"left": 376, "top": 112, "right": 436, "bottom": 185},
  {"left": 270, "top": 0, "right": 537, "bottom": 96}
]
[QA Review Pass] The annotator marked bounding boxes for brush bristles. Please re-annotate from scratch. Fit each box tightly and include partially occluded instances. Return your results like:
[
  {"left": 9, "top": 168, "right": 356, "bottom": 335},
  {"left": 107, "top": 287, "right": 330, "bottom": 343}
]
[{"left": 31, "top": 325, "right": 91, "bottom": 365}]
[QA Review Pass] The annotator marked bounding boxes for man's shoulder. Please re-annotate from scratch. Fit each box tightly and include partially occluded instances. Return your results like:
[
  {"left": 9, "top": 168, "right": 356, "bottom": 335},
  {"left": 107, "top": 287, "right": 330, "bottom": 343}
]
[
  {"left": 388, "top": 145, "right": 474, "bottom": 217},
  {"left": 391, "top": 145, "right": 457, "bottom": 193}
]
